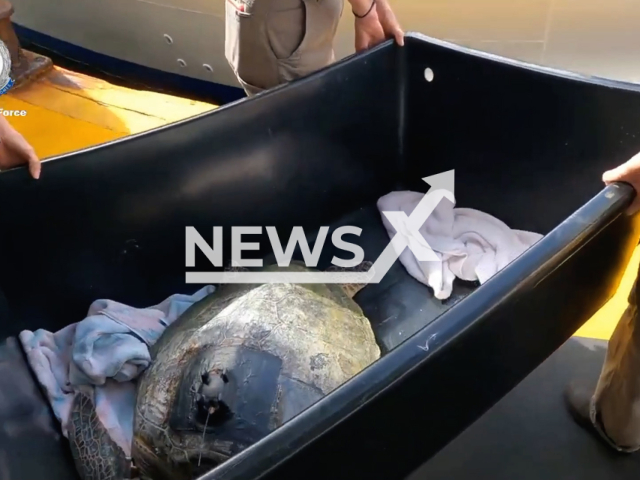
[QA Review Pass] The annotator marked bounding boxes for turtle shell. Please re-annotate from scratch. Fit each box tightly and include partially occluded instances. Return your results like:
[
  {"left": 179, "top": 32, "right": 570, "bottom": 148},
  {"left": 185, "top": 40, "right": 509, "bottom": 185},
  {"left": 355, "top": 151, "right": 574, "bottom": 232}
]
[{"left": 132, "top": 263, "right": 381, "bottom": 480}]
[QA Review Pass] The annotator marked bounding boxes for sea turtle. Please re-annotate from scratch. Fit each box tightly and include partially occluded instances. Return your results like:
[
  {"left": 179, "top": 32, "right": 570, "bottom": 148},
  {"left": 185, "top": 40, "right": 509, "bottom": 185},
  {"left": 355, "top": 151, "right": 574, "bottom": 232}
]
[{"left": 67, "top": 260, "right": 381, "bottom": 480}]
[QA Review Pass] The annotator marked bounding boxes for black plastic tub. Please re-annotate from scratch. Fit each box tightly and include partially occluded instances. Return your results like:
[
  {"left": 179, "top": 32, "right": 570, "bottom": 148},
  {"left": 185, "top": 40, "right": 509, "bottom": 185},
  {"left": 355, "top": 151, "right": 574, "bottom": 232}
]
[{"left": 1, "top": 32, "right": 640, "bottom": 480}]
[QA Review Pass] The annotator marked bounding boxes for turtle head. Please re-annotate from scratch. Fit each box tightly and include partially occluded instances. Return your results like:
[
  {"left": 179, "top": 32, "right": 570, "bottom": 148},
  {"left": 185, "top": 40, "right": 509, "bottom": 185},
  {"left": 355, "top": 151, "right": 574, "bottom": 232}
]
[
  {"left": 165, "top": 344, "right": 284, "bottom": 476},
  {"left": 194, "top": 369, "right": 233, "bottom": 425}
]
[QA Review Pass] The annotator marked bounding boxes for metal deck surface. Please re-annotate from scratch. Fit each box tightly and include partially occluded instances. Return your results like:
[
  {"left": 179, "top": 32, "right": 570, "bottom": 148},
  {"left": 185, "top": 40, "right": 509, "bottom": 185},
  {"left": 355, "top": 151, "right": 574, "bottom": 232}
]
[
  {"left": 409, "top": 336, "right": 640, "bottom": 480},
  {"left": 408, "top": 247, "right": 640, "bottom": 480}
]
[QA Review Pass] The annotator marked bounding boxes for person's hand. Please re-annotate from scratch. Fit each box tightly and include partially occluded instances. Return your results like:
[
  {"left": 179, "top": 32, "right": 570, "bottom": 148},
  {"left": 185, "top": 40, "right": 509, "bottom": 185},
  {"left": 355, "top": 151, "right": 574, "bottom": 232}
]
[
  {"left": 351, "top": 0, "right": 404, "bottom": 53},
  {"left": 375, "top": 0, "right": 404, "bottom": 46},
  {"left": 603, "top": 151, "right": 640, "bottom": 215},
  {"left": 0, "top": 117, "right": 40, "bottom": 179},
  {"left": 354, "top": 7, "right": 385, "bottom": 52}
]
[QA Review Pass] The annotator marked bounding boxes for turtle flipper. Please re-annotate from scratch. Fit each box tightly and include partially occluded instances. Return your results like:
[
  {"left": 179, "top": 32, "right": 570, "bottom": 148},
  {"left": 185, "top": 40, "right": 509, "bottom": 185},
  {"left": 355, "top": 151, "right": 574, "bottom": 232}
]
[
  {"left": 325, "top": 260, "right": 374, "bottom": 298},
  {"left": 68, "top": 391, "right": 130, "bottom": 480}
]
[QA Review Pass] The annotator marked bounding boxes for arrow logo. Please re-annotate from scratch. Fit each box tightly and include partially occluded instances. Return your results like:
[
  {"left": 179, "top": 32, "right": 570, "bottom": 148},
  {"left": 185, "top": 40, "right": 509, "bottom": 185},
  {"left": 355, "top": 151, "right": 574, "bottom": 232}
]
[
  {"left": 186, "top": 170, "right": 455, "bottom": 284},
  {"left": 369, "top": 170, "right": 454, "bottom": 283}
]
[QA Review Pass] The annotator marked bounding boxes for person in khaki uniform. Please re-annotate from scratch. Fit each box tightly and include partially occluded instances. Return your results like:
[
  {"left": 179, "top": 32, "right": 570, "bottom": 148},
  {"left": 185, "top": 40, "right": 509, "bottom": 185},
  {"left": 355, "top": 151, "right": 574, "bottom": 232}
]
[
  {"left": 225, "top": 0, "right": 404, "bottom": 95},
  {"left": 565, "top": 151, "right": 640, "bottom": 453}
]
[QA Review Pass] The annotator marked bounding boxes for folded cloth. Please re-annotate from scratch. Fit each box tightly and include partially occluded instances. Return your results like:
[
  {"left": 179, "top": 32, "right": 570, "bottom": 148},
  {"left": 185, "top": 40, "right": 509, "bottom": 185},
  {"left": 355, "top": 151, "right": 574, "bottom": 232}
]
[
  {"left": 18, "top": 285, "right": 215, "bottom": 458},
  {"left": 377, "top": 191, "right": 543, "bottom": 300}
]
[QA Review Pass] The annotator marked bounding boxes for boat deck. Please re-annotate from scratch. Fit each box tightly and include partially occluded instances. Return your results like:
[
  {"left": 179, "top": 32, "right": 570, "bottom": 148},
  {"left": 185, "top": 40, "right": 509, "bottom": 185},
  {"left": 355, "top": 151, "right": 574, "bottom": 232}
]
[
  {"left": 411, "top": 335, "right": 640, "bottom": 480},
  {"left": 408, "top": 248, "right": 640, "bottom": 480}
]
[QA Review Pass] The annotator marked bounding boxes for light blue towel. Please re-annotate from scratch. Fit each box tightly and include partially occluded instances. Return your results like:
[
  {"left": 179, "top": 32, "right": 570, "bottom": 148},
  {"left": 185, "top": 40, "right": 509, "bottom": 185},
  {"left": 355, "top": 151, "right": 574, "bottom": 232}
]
[{"left": 19, "top": 285, "right": 215, "bottom": 458}]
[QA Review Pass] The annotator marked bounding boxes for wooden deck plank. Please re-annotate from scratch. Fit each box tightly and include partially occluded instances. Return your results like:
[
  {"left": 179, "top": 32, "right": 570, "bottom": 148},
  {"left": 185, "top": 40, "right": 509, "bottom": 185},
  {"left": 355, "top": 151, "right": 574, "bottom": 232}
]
[{"left": 0, "top": 64, "right": 216, "bottom": 159}]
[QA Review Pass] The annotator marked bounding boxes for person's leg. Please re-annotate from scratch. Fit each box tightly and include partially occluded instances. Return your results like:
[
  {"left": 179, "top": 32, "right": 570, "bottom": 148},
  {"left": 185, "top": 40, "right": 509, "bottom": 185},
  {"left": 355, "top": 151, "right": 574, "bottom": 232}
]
[
  {"left": 565, "top": 265, "right": 640, "bottom": 452},
  {"left": 225, "top": 0, "right": 344, "bottom": 96}
]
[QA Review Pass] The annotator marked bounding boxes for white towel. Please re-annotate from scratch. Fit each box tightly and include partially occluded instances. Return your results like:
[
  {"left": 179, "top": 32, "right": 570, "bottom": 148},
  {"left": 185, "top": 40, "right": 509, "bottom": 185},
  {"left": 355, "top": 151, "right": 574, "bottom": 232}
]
[
  {"left": 19, "top": 285, "right": 215, "bottom": 458},
  {"left": 377, "top": 191, "right": 544, "bottom": 300}
]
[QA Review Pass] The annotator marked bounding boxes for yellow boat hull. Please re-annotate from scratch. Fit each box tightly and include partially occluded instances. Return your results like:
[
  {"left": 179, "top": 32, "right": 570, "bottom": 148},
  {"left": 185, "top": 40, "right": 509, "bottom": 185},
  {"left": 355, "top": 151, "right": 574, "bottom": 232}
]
[{"left": 0, "top": 64, "right": 216, "bottom": 159}]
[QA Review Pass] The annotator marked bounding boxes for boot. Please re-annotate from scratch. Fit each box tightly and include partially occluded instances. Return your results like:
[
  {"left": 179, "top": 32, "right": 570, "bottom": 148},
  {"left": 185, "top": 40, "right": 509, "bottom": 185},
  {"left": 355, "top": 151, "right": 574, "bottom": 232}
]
[
  {"left": 564, "top": 382, "right": 596, "bottom": 431},
  {"left": 564, "top": 381, "right": 632, "bottom": 454}
]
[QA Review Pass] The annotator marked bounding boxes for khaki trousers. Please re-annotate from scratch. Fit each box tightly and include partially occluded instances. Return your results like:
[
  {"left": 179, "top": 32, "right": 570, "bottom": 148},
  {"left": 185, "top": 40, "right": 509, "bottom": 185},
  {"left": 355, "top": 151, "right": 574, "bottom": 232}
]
[
  {"left": 590, "top": 263, "right": 640, "bottom": 452},
  {"left": 225, "top": 0, "right": 344, "bottom": 96}
]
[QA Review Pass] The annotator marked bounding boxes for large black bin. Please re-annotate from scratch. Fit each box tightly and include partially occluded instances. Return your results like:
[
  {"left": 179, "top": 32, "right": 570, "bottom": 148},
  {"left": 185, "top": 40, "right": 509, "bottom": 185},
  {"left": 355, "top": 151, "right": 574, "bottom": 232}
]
[{"left": 0, "top": 32, "right": 640, "bottom": 480}]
